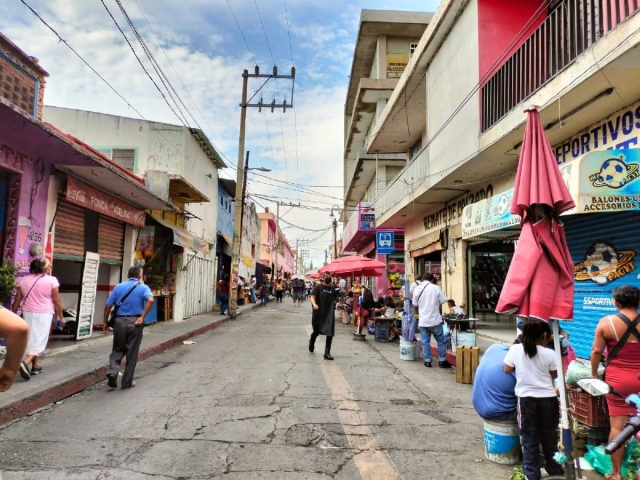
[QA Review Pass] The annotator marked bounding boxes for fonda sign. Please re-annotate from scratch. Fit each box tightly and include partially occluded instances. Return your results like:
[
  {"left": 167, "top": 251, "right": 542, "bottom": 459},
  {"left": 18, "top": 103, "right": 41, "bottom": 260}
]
[{"left": 66, "top": 176, "right": 146, "bottom": 227}]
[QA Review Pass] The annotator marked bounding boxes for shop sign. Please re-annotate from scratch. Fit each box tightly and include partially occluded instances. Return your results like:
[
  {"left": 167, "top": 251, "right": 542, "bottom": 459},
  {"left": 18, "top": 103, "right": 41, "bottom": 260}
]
[
  {"left": 66, "top": 176, "right": 146, "bottom": 227},
  {"left": 360, "top": 202, "right": 375, "bottom": 230},
  {"left": 376, "top": 231, "right": 394, "bottom": 255},
  {"left": 462, "top": 188, "right": 521, "bottom": 239},
  {"left": 386, "top": 54, "right": 409, "bottom": 78},
  {"left": 242, "top": 254, "right": 254, "bottom": 268},
  {"left": 555, "top": 101, "right": 640, "bottom": 165},
  {"left": 578, "top": 149, "right": 640, "bottom": 213},
  {"left": 0, "top": 144, "right": 29, "bottom": 173},
  {"left": 423, "top": 184, "right": 494, "bottom": 231}
]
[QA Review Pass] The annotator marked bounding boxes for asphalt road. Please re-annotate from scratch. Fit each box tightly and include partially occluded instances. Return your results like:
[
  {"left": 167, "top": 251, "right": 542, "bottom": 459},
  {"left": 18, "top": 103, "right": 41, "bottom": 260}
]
[{"left": 0, "top": 300, "right": 512, "bottom": 480}]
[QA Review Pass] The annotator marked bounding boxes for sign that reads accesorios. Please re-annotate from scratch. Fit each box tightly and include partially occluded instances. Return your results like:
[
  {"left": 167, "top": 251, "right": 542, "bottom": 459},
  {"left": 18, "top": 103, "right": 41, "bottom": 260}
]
[{"left": 66, "top": 176, "right": 146, "bottom": 227}]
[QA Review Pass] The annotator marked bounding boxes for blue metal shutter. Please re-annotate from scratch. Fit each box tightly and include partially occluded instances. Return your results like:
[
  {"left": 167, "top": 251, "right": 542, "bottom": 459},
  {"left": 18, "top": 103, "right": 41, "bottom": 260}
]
[{"left": 561, "top": 211, "right": 640, "bottom": 359}]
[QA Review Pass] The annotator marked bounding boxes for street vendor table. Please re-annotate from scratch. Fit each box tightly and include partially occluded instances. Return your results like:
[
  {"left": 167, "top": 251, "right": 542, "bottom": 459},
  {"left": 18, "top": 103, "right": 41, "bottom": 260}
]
[
  {"left": 370, "top": 316, "right": 402, "bottom": 342},
  {"left": 445, "top": 317, "right": 478, "bottom": 349}
]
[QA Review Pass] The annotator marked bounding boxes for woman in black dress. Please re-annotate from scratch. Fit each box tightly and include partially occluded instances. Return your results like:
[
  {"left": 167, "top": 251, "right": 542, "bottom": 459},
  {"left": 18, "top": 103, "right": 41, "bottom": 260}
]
[{"left": 309, "top": 272, "right": 339, "bottom": 360}]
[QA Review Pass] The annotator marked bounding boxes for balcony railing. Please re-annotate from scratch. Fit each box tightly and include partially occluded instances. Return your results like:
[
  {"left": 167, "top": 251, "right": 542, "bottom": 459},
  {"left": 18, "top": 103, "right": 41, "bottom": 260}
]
[
  {"left": 481, "top": 0, "right": 640, "bottom": 132},
  {"left": 372, "top": 148, "right": 428, "bottom": 220}
]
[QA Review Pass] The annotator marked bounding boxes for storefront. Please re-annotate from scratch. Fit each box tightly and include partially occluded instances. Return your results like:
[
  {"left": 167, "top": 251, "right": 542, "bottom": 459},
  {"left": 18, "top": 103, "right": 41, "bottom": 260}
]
[
  {"left": 52, "top": 175, "right": 146, "bottom": 339},
  {"left": 409, "top": 229, "right": 444, "bottom": 281},
  {"left": 462, "top": 148, "right": 640, "bottom": 358}
]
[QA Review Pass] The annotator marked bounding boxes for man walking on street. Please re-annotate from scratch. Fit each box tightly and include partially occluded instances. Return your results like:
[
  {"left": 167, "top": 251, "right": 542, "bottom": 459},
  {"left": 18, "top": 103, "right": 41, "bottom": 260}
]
[
  {"left": 249, "top": 275, "right": 257, "bottom": 303},
  {"left": 291, "top": 277, "right": 304, "bottom": 307},
  {"left": 103, "top": 266, "right": 154, "bottom": 390},
  {"left": 412, "top": 272, "right": 451, "bottom": 368},
  {"left": 309, "top": 272, "right": 338, "bottom": 360}
]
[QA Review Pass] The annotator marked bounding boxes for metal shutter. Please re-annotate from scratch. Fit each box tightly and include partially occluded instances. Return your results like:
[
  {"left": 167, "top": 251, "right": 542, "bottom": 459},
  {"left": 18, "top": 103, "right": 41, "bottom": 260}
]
[
  {"left": 561, "top": 211, "right": 640, "bottom": 359},
  {"left": 98, "top": 214, "right": 125, "bottom": 264},
  {"left": 112, "top": 149, "right": 135, "bottom": 172},
  {"left": 54, "top": 200, "right": 85, "bottom": 260}
]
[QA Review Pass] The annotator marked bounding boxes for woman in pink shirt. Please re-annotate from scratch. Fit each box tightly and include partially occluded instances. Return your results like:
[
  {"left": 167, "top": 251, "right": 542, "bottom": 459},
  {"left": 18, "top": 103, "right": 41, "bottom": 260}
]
[{"left": 12, "top": 258, "right": 64, "bottom": 380}]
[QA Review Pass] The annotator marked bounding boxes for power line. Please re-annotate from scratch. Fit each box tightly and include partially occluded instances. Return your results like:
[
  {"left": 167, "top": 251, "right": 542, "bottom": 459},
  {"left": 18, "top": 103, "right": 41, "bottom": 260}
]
[
  {"left": 254, "top": 0, "right": 275, "bottom": 65},
  {"left": 226, "top": 0, "right": 258, "bottom": 66},
  {"left": 132, "top": 0, "right": 238, "bottom": 170},
  {"left": 99, "top": 0, "right": 189, "bottom": 128}
]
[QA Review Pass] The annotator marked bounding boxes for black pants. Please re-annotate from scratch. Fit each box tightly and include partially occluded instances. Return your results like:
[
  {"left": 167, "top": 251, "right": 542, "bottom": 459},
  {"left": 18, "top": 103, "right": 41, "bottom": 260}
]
[
  {"left": 310, "top": 332, "right": 332, "bottom": 354},
  {"left": 275, "top": 290, "right": 283, "bottom": 302},
  {"left": 518, "top": 396, "right": 564, "bottom": 480},
  {"left": 107, "top": 316, "right": 144, "bottom": 389}
]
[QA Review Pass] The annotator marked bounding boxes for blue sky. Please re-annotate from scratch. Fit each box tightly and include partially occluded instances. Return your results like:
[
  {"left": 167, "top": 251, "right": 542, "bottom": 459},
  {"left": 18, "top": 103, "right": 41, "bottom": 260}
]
[{"left": 0, "top": 0, "right": 440, "bottom": 266}]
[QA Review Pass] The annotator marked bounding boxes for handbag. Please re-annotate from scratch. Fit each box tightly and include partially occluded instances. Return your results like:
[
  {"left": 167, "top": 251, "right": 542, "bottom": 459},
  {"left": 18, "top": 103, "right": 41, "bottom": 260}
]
[
  {"left": 19, "top": 275, "right": 45, "bottom": 317},
  {"left": 107, "top": 282, "right": 140, "bottom": 328}
]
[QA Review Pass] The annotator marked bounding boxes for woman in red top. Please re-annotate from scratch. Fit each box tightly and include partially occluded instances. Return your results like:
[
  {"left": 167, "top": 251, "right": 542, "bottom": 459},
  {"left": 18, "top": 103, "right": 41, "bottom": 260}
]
[
  {"left": 217, "top": 274, "right": 230, "bottom": 315},
  {"left": 591, "top": 285, "right": 640, "bottom": 480}
]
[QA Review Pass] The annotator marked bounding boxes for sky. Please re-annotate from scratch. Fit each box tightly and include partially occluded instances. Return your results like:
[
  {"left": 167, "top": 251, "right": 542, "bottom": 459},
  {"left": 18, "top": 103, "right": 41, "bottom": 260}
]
[{"left": 0, "top": 0, "right": 440, "bottom": 267}]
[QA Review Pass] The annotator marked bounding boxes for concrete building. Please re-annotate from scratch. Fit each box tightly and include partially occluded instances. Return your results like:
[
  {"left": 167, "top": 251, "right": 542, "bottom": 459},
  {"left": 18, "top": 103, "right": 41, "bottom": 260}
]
[
  {"left": 258, "top": 208, "right": 294, "bottom": 278},
  {"left": 240, "top": 201, "right": 261, "bottom": 281},
  {"left": 44, "top": 106, "right": 225, "bottom": 321},
  {"left": 360, "top": 0, "right": 640, "bottom": 357},
  {"left": 342, "top": 10, "right": 432, "bottom": 298}
]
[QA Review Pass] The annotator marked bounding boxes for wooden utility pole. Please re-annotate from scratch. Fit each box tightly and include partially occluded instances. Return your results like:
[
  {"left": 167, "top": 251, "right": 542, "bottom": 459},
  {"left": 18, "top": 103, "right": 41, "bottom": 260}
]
[{"left": 229, "top": 66, "right": 295, "bottom": 318}]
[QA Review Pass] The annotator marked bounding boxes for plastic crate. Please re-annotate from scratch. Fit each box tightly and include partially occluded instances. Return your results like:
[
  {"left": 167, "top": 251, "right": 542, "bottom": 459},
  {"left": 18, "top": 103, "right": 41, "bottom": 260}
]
[
  {"left": 375, "top": 321, "right": 391, "bottom": 342},
  {"left": 568, "top": 386, "right": 610, "bottom": 428}
]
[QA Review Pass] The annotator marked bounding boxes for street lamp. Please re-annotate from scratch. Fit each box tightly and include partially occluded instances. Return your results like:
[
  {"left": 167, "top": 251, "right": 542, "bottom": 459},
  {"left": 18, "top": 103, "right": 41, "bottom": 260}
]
[{"left": 329, "top": 205, "right": 341, "bottom": 260}]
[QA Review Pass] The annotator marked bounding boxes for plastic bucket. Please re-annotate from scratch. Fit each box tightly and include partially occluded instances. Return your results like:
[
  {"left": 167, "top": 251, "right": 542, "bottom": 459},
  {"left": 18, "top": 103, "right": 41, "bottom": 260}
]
[
  {"left": 483, "top": 419, "right": 520, "bottom": 465},
  {"left": 399, "top": 340, "right": 416, "bottom": 361},
  {"left": 451, "top": 332, "right": 476, "bottom": 350}
]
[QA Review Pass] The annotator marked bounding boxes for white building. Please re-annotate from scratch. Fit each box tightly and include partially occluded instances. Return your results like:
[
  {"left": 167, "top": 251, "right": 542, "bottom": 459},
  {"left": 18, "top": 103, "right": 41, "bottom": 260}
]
[{"left": 43, "top": 106, "right": 225, "bottom": 321}]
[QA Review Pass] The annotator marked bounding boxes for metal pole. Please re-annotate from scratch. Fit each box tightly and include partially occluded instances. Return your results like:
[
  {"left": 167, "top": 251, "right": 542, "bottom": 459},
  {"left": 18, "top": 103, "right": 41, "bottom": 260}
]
[
  {"left": 553, "top": 319, "right": 576, "bottom": 480},
  {"left": 375, "top": 151, "right": 379, "bottom": 198},
  {"left": 274, "top": 202, "right": 280, "bottom": 279},
  {"left": 333, "top": 218, "right": 338, "bottom": 259},
  {"left": 229, "top": 69, "right": 249, "bottom": 319}
]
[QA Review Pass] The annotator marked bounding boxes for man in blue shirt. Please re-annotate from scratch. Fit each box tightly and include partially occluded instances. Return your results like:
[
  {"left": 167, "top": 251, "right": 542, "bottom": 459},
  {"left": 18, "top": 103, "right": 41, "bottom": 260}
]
[
  {"left": 472, "top": 343, "right": 517, "bottom": 421},
  {"left": 103, "top": 266, "right": 154, "bottom": 390}
]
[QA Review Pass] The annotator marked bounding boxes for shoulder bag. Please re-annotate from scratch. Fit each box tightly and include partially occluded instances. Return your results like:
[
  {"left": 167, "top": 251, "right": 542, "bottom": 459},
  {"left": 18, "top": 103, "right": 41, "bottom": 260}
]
[
  {"left": 19, "top": 275, "right": 45, "bottom": 317},
  {"left": 603, "top": 312, "right": 640, "bottom": 380},
  {"left": 107, "top": 282, "right": 141, "bottom": 328}
]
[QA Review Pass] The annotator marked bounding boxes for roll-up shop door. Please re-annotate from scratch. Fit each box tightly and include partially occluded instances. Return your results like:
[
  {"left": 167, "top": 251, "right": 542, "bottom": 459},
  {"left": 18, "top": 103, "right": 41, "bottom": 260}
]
[
  {"left": 53, "top": 200, "right": 85, "bottom": 261},
  {"left": 98, "top": 214, "right": 125, "bottom": 264},
  {"left": 562, "top": 211, "right": 640, "bottom": 358}
]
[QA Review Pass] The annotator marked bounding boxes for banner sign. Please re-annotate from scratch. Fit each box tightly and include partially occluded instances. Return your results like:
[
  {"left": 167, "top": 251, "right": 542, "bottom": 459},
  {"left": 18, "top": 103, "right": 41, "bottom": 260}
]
[
  {"left": 462, "top": 188, "right": 521, "bottom": 239},
  {"left": 66, "top": 176, "right": 146, "bottom": 227},
  {"left": 577, "top": 149, "right": 640, "bottom": 213}
]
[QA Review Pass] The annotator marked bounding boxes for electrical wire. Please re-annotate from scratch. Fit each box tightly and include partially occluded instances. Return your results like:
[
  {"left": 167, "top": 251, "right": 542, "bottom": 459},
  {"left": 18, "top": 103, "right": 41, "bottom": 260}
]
[
  {"left": 254, "top": 0, "right": 275, "bottom": 65},
  {"left": 226, "top": 0, "right": 258, "bottom": 66}
]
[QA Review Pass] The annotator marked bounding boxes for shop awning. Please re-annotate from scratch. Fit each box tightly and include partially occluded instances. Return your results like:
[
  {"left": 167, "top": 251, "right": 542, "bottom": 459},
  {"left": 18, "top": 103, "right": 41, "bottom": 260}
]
[
  {"left": 151, "top": 215, "right": 210, "bottom": 255},
  {"left": 409, "top": 229, "right": 443, "bottom": 258}
]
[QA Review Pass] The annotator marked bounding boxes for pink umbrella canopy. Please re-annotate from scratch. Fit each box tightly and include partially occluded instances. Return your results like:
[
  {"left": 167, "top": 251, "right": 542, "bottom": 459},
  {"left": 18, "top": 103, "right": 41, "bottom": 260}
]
[
  {"left": 305, "top": 270, "right": 320, "bottom": 279},
  {"left": 496, "top": 108, "right": 575, "bottom": 322},
  {"left": 318, "top": 255, "right": 386, "bottom": 277}
]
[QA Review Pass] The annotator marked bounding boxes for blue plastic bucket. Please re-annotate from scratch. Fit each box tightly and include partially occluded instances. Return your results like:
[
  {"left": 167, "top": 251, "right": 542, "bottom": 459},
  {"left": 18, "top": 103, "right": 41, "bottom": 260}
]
[{"left": 483, "top": 419, "right": 520, "bottom": 465}]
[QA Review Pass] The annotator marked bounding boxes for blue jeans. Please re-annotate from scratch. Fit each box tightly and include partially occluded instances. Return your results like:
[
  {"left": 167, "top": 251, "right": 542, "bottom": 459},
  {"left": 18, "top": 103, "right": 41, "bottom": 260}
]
[
  {"left": 420, "top": 324, "right": 447, "bottom": 363},
  {"left": 250, "top": 287, "right": 256, "bottom": 303},
  {"left": 218, "top": 293, "right": 229, "bottom": 314}
]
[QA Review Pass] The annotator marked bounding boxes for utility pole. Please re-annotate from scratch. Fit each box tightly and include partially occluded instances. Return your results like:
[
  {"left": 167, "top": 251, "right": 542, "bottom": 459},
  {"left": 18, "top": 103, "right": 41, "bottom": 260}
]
[
  {"left": 332, "top": 218, "right": 338, "bottom": 260},
  {"left": 295, "top": 238, "right": 299, "bottom": 275},
  {"left": 239, "top": 151, "right": 250, "bottom": 246},
  {"left": 229, "top": 65, "right": 295, "bottom": 319}
]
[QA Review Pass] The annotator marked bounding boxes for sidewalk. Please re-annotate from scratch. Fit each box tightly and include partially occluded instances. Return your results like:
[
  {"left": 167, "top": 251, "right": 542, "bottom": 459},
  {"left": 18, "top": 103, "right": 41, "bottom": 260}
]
[
  {"left": 475, "top": 321, "right": 517, "bottom": 345},
  {"left": 0, "top": 300, "right": 267, "bottom": 425}
]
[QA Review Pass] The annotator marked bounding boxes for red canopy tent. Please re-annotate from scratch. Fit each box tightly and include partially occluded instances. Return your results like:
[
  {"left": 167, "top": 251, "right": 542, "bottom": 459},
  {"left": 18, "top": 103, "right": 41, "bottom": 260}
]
[
  {"left": 496, "top": 107, "right": 577, "bottom": 477},
  {"left": 305, "top": 270, "right": 320, "bottom": 280},
  {"left": 318, "top": 256, "right": 385, "bottom": 277}
]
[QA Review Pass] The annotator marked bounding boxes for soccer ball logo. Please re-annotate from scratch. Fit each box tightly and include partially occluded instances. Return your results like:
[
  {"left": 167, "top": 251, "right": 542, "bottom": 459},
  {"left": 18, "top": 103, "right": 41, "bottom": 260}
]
[
  {"left": 591, "top": 156, "right": 639, "bottom": 189},
  {"left": 574, "top": 241, "right": 636, "bottom": 285},
  {"left": 493, "top": 194, "right": 511, "bottom": 217}
]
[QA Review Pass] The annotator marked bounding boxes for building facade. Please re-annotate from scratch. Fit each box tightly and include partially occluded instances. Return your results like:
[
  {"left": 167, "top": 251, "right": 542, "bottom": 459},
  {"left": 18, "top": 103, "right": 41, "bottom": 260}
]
[
  {"left": 258, "top": 208, "right": 294, "bottom": 278},
  {"left": 43, "top": 107, "right": 225, "bottom": 321},
  {"left": 0, "top": 32, "right": 177, "bottom": 340},
  {"left": 357, "top": 0, "right": 640, "bottom": 357},
  {"left": 342, "top": 10, "right": 432, "bottom": 298}
]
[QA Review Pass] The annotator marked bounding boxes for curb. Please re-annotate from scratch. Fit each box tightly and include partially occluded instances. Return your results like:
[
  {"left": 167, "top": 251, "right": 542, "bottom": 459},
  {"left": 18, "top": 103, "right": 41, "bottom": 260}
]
[{"left": 0, "top": 302, "right": 264, "bottom": 426}]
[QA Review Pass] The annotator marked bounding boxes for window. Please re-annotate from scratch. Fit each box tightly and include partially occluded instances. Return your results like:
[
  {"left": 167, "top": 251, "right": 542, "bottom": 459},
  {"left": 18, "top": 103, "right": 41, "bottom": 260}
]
[
  {"left": 251, "top": 243, "right": 255, "bottom": 257},
  {"left": 220, "top": 196, "right": 223, "bottom": 206},
  {"left": 410, "top": 43, "right": 418, "bottom": 55},
  {"left": 112, "top": 149, "right": 136, "bottom": 172}
]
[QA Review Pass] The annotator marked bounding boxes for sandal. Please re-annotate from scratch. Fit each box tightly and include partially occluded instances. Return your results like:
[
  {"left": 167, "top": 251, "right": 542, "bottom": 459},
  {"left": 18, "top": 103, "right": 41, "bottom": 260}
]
[{"left": 605, "top": 474, "right": 622, "bottom": 480}]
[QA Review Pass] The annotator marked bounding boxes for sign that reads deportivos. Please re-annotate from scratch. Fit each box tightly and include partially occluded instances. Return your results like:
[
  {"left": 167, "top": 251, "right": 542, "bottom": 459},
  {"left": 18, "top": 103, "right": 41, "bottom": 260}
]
[{"left": 66, "top": 176, "right": 146, "bottom": 227}]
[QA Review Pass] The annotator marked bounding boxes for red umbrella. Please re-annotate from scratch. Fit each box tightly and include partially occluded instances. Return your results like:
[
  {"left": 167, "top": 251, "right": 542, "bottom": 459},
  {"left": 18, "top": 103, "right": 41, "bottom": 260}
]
[
  {"left": 496, "top": 108, "right": 575, "bottom": 321},
  {"left": 305, "top": 270, "right": 320, "bottom": 279},
  {"left": 318, "top": 255, "right": 385, "bottom": 277},
  {"left": 495, "top": 107, "right": 576, "bottom": 477}
]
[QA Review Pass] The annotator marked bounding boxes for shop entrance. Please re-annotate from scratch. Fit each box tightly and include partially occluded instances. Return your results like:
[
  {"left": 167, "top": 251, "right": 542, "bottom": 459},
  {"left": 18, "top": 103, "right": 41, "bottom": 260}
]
[
  {"left": 468, "top": 241, "right": 516, "bottom": 322},
  {"left": 414, "top": 251, "right": 441, "bottom": 280}
]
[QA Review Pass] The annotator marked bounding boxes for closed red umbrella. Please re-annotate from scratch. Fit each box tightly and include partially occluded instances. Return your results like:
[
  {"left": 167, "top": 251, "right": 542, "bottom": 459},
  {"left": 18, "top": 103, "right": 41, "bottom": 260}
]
[
  {"left": 495, "top": 107, "right": 576, "bottom": 478},
  {"left": 496, "top": 108, "right": 575, "bottom": 321}
]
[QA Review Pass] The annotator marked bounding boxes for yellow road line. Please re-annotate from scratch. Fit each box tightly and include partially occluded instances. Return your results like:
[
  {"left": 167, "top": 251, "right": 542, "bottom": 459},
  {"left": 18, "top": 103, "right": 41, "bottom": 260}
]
[{"left": 306, "top": 326, "right": 402, "bottom": 480}]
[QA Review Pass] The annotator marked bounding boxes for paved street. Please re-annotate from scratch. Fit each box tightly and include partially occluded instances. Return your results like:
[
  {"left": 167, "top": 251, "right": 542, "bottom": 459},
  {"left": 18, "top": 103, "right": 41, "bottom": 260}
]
[{"left": 0, "top": 301, "right": 511, "bottom": 480}]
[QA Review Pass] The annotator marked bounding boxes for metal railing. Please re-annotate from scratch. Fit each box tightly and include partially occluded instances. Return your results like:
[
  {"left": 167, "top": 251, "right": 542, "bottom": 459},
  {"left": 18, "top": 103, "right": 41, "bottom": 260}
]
[
  {"left": 481, "top": 0, "right": 640, "bottom": 132},
  {"left": 372, "top": 147, "right": 428, "bottom": 220}
]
